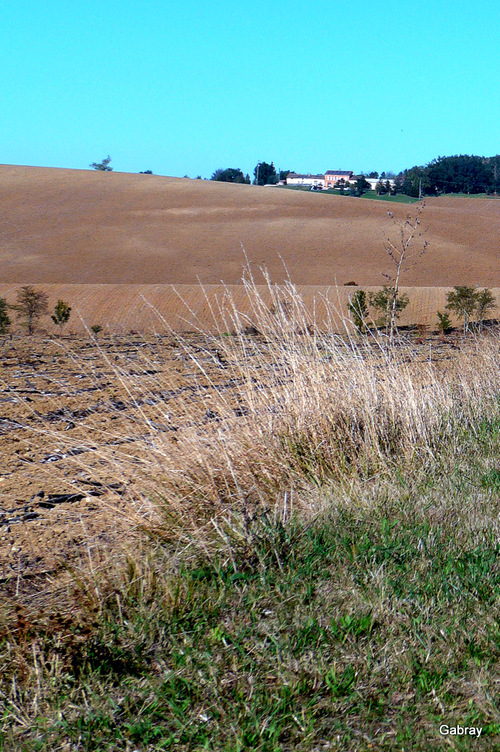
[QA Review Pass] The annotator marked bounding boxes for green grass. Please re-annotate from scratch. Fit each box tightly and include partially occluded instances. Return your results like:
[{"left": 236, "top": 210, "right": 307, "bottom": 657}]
[
  {"left": 433, "top": 192, "right": 500, "bottom": 199},
  {"left": 359, "top": 191, "right": 421, "bottom": 204},
  {"left": 2, "top": 408, "right": 500, "bottom": 751},
  {"left": 279, "top": 186, "right": 421, "bottom": 203}
]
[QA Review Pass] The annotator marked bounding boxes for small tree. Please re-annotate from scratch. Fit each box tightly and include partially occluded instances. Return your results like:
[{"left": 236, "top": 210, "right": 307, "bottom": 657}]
[
  {"left": 0, "top": 297, "right": 11, "bottom": 335},
  {"left": 369, "top": 286, "right": 409, "bottom": 333},
  {"left": 348, "top": 289, "right": 369, "bottom": 334},
  {"left": 475, "top": 288, "right": 496, "bottom": 331},
  {"left": 445, "top": 286, "right": 478, "bottom": 334},
  {"left": 51, "top": 299, "right": 72, "bottom": 334},
  {"left": 436, "top": 310, "right": 452, "bottom": 336},
  {"left": 349, "top": 176, "right": 371, "bottom": 196},
  {"left": 91, "top": 324, "right": 103, "bottom": 336},
  {"left": 14, "top": 285, "right": 48, "bottom": 335},
  {"left": 90, "top": 155, "right": 113, "bottom": 171}
]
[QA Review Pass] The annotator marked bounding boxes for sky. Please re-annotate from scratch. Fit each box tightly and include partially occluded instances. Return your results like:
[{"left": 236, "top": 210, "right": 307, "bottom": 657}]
[{"left": 1, "top": 0, "right": 499, "bottom": 179}]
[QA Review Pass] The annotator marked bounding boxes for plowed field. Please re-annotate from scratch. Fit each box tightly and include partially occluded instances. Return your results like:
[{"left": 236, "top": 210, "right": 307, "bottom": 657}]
[
  {"left": 1, "top": 164, "right": 499, "bottom": 331},
  {"left": 1, "top": 164, "right": 498, "bottom": 288}
]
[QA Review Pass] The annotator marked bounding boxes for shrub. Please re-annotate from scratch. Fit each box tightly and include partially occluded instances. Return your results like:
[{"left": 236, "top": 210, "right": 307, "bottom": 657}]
[
  {"left": 348, "top": 289, "right": 368, "bottom": 333},
  {"left": 437, "top": 310, "right": 452, "bottom": 335},
  {"left": 0, "top": 297, "right": 11, "bottom": 334},
  {"left": 369, "top": 286, "right": 409, "bottom": 334},
  {"left": 475, "top": 288, "right": 496, "bottom": 331}
]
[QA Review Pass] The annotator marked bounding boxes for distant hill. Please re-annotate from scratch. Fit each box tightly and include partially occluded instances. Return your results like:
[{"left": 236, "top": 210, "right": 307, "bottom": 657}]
[{"left": 1, "top": 165, "right": 499, "bottom": 288}]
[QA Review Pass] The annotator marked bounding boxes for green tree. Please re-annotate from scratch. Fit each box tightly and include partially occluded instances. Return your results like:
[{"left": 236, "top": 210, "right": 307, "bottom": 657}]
[
  {"left": 211, "top": 168, "right": 250, "bottom": 184},
  {"left": 14, "top": 285, "right": 49, "bottom": 335},
  {"left": 90, "top": 155, "right": 113, "bottom": 171},
  {"left": 369, "top": 286, "right": 409, "bottom": 334},
  {"left": 445, "top": 286, "right": 478, "bottom": 334},
  {"left": 348, "top": 290, "right": 369, "bottom": 334},
  {"left": 349, "top": 176, "right": 370, "bottom": 196},
  {"left": 253, "top": 161, "right": 278, "bottom": 186},
  {"left": 0, "top": 297, "right": 11, "bottom": 335},
  {"left": 51, "top": 299, "right": 72, "bottom": 334},
  {"left": 436, "top": 310, "right": 452, "bottom": 335},
  {"left": 475, "top": 288, "right": 496, "bottom": 331}
]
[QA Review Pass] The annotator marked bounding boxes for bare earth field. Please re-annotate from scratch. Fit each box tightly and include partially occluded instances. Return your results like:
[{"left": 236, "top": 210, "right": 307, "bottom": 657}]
[{"left": 1, "top": 164, "right": 499, "bottom": 290}]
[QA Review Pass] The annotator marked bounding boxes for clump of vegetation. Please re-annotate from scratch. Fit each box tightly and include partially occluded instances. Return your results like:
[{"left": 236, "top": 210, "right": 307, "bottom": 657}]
[
  {"left": 211, "top": 167, "right": 251, "bottom": 184},
  {"left": 445, "top": 285, "right": 496, "bottom": 334},
  {"left": 91, "top": 323, "right": 103, "bottom": 336},
  {"left": 13, "top": 285, "right": 48, "bottom": 334},
  {"left": 436, "top": 309, "right": 452, "bottom": 335},
  {"left": 0, "top": 296, "right": 11, "bottom": 334},
  {"left": 347, "top": 288, "right": 368, "bottom": 333},
  {"left": 51, "top": 299, "right": 72, "bottom": 334},
  {"left": 369, "top": 285, "right": 409, "bottom": 333},
  {"left": 476, "top": 287, "right": 497, "bottom": 331},
  {"left": 90, "top": 155, "right": 113, "bottom": 171}
]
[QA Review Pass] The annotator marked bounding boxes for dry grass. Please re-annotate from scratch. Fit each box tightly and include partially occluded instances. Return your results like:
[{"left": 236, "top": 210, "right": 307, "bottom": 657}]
[{"left": 1, "top": 280, "right": 500, "bottom": 750}]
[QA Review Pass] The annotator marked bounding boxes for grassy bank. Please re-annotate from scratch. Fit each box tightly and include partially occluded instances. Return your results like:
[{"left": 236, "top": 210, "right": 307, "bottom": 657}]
[{"left": 1, "top": 282, "right": 500, "bottom": 750}]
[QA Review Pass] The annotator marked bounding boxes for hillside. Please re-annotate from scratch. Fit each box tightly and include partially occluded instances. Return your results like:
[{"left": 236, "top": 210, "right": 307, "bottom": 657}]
[{"left": 1, "top": 165, "right": 499, "bottom": 287}]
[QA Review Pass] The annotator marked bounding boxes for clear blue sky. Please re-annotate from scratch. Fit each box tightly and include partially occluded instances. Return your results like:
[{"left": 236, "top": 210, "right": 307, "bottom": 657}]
[{"left": 2, "top": 0, "right": 499, "bottom": 178}]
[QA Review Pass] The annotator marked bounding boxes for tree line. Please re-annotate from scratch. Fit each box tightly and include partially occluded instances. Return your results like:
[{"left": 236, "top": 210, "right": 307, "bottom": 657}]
[
  {"left": 392, "top": 155, "right": 500, "bottom": 197},
  {"left": 210, "top": 163, "right": 290, "bottom": 186}
]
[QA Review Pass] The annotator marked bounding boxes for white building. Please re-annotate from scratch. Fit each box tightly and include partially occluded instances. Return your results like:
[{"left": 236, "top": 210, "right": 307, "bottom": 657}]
[
  {"left": 286, "top": 172, "right": 325, "bottom": 188},
  {"left": 364, "top": 177, "right": 396, "bottom": 191}
]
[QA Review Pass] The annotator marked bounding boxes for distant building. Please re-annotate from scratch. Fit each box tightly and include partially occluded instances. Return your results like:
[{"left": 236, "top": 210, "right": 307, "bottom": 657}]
[
  {"left": 285, "top": 169, "right": 360, "bottom": 189},
  {"left": 324, "top": 170, "right": 354, "bottom": 189},
  {"left": 286, "top": 172, "right": 325, "bottom": 188},
  {"left": 364, "top": 177, "right": 396, "bottom": 191}
]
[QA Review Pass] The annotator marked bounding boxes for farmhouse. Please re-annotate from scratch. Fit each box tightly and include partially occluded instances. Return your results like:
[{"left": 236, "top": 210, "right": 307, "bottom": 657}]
[
  {"left": 286, "top": 172, "right": 325, "bottom": 188},
  {"left": 286, "top": 170, "right": 355, "bottom": 189},
  {"left": 324, "top": 170, "right": 354, "bottom": 188}
]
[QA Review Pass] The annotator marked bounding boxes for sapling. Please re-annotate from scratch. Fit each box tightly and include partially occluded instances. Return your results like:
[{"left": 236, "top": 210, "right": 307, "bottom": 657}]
[{"left": 51, "top": 299, "right": 72, "bottom": 334}]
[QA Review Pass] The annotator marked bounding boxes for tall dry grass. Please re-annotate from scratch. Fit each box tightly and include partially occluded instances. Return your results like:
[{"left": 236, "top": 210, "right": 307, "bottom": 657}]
[{"left": 88, "top": 274, "right": 500, "bottom": 558}]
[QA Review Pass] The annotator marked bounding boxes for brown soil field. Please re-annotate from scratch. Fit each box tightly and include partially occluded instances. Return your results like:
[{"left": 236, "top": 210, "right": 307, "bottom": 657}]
[
  {"left": 1, "top": 164, "right": 499, "bottom": 289},
  {"left": 1, "top": 164, "right": 499, "bottom": 331}
]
